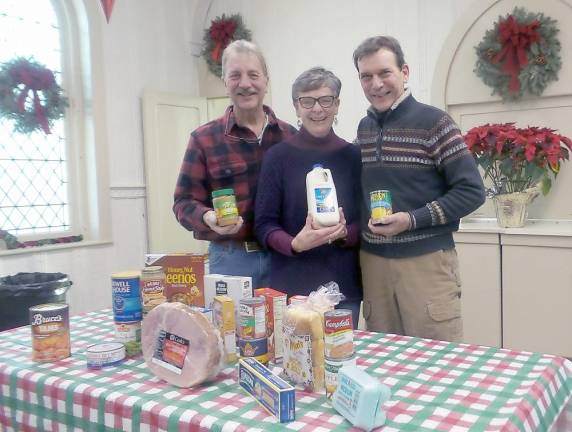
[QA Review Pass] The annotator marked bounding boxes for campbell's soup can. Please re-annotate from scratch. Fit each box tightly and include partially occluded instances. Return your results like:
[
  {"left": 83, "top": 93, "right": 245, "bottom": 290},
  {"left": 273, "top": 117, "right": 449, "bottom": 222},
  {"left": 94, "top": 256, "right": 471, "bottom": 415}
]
[
  {"left": 325, "top": 355, "right": 357, "bottom": 399},
  {"left": 30, "top": 303, "right": 71, "bottom": 362},
  {"left": 239, "top": 297, "right": 266, "bottom": 339},
  {"left": 111, "top": 272, "right": 142, "bottom": 322},
  {"left": 324, "top": 309, "right": 354, "bottom": 359},
  {"left": 370, "top": 190, "right": 392, "bottom": 222}
]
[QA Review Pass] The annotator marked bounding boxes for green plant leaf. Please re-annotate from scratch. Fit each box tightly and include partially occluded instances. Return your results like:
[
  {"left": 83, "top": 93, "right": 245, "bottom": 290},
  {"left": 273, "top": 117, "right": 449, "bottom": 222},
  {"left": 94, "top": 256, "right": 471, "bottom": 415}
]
[{"left": 541, "top": 176, "right": 552, "bottom": 195}]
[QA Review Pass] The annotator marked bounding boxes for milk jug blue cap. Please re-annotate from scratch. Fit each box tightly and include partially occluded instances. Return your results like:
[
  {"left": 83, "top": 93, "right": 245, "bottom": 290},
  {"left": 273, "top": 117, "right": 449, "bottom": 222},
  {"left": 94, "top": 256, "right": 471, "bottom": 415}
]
[{"left": 312, "top": 163, "right": 323, "bottom": 169}]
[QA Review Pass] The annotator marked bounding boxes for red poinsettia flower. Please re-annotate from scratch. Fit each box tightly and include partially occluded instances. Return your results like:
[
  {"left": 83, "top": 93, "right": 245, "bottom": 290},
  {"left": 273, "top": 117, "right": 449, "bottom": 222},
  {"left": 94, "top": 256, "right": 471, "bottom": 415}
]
[{"left": 463, "top": 123, "right": 572, "bottom": 195}]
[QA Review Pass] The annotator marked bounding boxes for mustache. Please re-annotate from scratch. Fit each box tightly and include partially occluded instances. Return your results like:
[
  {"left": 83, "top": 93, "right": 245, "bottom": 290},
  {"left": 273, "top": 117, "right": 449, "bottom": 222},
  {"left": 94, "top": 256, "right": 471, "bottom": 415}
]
[{"left": 237, "top": 89, "right": 257, "bottom": 96}]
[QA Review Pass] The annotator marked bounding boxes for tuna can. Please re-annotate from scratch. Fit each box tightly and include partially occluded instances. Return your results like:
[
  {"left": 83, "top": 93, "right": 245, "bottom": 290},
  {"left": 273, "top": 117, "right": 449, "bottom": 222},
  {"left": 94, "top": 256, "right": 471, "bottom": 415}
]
[
  {"left": 238, "top": 336, "right": 268, "bottom": 358},
  {"left": 239, "top": 296, "right": 266, "bottom": 339},
  {"left": 30, "top": 303, "right": 70, "bottom": 362},
  {"left": 370, "top": 190, "right": 393, "bottom": 223},
  {"left": 86, "top": 342, "right": 126, "bottom": 369},
  {"left": 111, "top": 271, "right": 142, "bottom": 322},
  {"left": 140, "top": 266, "right": 166, "bottom": 316},
  {"left": 324, "top": 309, "right": 354, "bottom": 360},
  {"left": 325, "top": 355, "right": 357, "bottom": 399},
  {"left": 114, "top": 321, "right": 141, "bottom": 357}
]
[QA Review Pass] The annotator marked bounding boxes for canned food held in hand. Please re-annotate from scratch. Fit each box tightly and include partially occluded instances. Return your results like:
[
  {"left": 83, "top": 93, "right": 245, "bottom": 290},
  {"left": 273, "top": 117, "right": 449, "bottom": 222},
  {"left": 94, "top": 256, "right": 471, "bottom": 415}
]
[{"left": 370, "top": 190, "right": 392, "bottom": 225}]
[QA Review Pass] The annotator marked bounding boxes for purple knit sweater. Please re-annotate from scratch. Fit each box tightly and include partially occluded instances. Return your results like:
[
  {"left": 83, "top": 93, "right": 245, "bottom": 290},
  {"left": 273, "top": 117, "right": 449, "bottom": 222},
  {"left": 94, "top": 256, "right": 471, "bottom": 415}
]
[{"left": 255, "top": 127, "right": 362, "bottom": 301}]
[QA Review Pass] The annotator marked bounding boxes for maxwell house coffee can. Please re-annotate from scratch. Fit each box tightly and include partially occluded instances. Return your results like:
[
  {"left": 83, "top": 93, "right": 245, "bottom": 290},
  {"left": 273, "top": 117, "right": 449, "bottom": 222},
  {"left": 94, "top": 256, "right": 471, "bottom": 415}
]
[{"left": 111, "top": 272, "right": 142, "bottom": 322}]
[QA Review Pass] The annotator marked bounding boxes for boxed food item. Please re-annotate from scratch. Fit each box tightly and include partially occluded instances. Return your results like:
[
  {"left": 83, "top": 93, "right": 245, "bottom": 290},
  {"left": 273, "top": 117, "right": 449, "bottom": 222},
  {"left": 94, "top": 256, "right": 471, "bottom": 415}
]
[
  {"left": 145, "top": 254, "right": 207, "bottom": 307},
  {"left": 204, "top": 274, "right": 252, "bottom": 310},
  {"left": 212, "top": 295, "right": 237, "bottom": 363},
  {"left": 238, "top": 357, "right": 295, "bottom": 423},
  {"left": 254, "top": 288, "right": 287, "bottom": 364}
]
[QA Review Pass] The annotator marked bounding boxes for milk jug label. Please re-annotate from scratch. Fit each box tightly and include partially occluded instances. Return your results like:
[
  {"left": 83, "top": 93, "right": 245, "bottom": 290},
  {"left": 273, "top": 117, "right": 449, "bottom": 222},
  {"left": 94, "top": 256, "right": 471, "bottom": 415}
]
[{"left": 314, "top": 188, "right": 335, "bottom": 213}]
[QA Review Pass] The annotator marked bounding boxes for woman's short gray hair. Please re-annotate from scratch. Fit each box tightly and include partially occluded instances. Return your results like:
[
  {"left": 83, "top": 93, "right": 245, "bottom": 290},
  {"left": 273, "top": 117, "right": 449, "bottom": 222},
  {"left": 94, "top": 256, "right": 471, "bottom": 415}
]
[
  {"left": 291, "top": 67, "right": 341, "bottom": 102},
  {"left": 221, "top": 40, "right": 269, "bottom": 79}
]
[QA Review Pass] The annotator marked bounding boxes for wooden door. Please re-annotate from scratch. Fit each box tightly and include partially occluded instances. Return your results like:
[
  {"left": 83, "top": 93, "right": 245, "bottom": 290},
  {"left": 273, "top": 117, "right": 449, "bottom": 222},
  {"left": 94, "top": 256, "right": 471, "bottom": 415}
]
[{"left": 142, "top": 92, "right": 210, "bottom": 254}]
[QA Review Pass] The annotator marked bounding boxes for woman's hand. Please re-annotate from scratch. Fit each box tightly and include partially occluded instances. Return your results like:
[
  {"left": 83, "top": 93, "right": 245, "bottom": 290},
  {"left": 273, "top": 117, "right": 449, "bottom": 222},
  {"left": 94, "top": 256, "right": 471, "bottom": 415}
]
[
  {"left": 292, "top": 208, "right": 347, "bottom": 253},
  {"left": 203, "top": 210, "right": 244, "bottom": 235}
]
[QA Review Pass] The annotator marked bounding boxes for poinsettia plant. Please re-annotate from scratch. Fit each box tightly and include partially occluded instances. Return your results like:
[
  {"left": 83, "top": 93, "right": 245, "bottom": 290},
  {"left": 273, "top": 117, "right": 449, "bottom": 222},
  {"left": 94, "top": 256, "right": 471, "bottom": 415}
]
[{"left": 464, "top": 123, "right": 572, "bottom": 195}]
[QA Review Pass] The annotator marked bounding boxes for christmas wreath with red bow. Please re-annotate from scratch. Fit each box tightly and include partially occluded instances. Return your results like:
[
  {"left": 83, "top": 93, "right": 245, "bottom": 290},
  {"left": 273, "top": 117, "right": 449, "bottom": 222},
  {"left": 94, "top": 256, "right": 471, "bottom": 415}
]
[
  {"left": 201, "top": 14, "right": 252, "bottom": 78},
  {"left": 474, "top": 7, "right": 561, "bottom": 101},
  {"left": 0, "top": 57, "right": 68, "bottom": 135}
]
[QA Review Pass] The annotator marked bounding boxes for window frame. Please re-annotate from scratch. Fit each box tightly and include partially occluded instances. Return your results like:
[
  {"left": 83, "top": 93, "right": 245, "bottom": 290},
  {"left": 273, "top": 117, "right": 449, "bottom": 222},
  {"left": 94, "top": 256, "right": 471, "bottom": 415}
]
[{"left": 0, "top": 0, "right": 111, "bottom": 253}]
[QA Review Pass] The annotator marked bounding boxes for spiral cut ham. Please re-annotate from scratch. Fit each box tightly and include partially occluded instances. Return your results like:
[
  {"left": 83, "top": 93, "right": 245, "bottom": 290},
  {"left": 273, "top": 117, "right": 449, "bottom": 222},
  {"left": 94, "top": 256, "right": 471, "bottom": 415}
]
[{"left": 142, "top": 302, "right": 223, "bottom": 387}]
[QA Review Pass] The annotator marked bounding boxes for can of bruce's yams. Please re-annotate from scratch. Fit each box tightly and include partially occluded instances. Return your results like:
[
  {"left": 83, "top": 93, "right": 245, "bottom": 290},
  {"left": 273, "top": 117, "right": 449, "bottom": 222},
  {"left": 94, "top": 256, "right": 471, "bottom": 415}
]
[
  {"left": 30, "top": 303, "right": 71, "bottom": 362},
  {"left": 239, "top": 296, "right": 266, "bottom": 339},
  {"left": 370, "top": 190, "right": 392, "bottom": 223},
  {"left": 111, "top": 271, "right": 142, "bottom": 322}
]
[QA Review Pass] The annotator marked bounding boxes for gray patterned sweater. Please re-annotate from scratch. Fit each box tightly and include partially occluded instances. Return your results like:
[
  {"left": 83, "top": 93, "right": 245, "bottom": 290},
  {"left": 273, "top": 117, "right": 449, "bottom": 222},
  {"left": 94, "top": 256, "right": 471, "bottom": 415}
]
[{"left": 356, "top": 91, "right": 485, "bottom": 258}]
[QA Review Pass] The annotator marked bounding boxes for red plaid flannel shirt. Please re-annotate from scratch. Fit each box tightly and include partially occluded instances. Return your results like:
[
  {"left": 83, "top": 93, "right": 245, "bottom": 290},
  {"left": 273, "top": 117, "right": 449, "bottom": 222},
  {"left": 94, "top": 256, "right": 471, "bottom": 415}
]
[{"left": 173, "top": 105, "right": 296, "bottom": 241}]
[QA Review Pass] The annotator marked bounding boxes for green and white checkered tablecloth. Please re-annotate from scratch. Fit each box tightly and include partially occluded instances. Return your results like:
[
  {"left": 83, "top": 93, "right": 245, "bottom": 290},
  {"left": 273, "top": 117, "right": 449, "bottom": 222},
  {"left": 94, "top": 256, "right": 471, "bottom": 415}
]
[{"left": 1, "top": 309, "right": 571, "bottom": 431}]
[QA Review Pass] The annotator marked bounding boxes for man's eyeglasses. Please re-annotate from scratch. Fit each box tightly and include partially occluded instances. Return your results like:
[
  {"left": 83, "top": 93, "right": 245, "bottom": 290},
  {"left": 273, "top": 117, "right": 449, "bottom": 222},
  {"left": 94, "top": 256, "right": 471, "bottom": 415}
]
[{"left": 297, "top": 96, "right": 336, "bottom": 109}]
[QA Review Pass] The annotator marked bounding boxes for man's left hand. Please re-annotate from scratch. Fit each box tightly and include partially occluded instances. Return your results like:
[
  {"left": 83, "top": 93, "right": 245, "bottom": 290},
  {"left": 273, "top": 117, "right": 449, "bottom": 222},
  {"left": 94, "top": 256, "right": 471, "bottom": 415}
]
[{"left": 368, "top": 212, "right": 411, "bottom": 237}]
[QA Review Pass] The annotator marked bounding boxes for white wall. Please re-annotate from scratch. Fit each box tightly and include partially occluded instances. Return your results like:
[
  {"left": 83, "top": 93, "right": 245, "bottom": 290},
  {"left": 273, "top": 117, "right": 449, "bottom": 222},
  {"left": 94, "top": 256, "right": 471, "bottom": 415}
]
[
  {"left": 1, "top": 0, "right": 486, "bottom": 317},
  {"left": 0, "top": 0, "right": 199, "bottom": 315},
  {"left": 202, "top": 0, "right": 477, "bottom": 141}
]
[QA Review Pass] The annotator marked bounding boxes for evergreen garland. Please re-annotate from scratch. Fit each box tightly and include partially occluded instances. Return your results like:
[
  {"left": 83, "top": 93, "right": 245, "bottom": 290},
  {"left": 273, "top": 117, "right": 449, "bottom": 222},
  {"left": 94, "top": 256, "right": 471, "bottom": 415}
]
[{"left": 474, "top": 7, "right": 561, "bottom": 101}]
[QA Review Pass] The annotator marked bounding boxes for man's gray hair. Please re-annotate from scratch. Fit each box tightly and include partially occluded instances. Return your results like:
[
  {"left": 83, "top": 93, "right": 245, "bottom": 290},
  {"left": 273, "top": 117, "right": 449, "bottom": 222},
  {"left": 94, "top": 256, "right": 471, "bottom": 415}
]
[
  {"left": 291, "top": 67, "right": 342, "bottom": 102},
  {"left": 221, "top": 40, "right": 269, "bottom": 79}
]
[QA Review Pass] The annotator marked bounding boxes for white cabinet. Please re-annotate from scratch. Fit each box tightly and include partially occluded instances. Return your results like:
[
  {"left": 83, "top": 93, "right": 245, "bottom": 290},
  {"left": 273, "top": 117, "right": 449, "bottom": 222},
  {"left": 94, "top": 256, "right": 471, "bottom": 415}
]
[
  {"left": 501, "top": 233, "right": 572, "bottom": 357},
  {"left": 454, "top": 230, "right": 502, "bottom": 347},
  {"left": 457, "top": 219, "right": 572, "bottom": 357}
]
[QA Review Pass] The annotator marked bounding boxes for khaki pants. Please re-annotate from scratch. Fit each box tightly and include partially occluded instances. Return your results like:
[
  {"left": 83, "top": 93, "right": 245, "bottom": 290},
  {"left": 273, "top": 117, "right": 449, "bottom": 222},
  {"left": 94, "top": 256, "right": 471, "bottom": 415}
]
[{"left": 360, "top": 249, "right": 463, "bottom": 342}]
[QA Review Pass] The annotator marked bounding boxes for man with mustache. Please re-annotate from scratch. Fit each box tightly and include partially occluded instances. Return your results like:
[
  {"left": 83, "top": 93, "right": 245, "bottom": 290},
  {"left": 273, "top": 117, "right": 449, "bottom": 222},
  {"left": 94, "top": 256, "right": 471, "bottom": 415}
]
[
  {"left": 174, "top": 40, "right": 295, "bottom": 289},
  {"left": 353, "top": 36, "right": 485, "bottom": 342}
]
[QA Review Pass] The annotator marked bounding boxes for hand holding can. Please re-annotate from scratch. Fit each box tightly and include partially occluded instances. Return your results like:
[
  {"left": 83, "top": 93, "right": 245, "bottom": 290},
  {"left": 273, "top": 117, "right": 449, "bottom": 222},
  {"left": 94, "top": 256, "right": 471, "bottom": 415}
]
[{"left": 370, "top": 190, "right": 392, "bottom": 225}]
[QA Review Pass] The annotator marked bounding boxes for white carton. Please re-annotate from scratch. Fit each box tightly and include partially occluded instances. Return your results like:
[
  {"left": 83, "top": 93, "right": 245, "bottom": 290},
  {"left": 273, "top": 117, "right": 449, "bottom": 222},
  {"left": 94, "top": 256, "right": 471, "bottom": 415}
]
[{"left": 204, "top": 274, "right": 253, "bottom": 309}]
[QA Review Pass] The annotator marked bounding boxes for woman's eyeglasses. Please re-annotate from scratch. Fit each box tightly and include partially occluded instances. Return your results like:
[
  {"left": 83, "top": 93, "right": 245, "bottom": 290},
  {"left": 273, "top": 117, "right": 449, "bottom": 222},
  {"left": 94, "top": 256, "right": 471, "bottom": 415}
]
[{"left": 297, "top": 95, "right": 336, "bottom": 109}]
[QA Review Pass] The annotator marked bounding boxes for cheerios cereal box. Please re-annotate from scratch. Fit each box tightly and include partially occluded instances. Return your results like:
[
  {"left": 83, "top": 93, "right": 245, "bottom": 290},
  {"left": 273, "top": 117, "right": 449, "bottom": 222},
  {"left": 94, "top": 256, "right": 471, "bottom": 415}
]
[{"left": 145, "top": 254, "right": 207, "bottom": 307}]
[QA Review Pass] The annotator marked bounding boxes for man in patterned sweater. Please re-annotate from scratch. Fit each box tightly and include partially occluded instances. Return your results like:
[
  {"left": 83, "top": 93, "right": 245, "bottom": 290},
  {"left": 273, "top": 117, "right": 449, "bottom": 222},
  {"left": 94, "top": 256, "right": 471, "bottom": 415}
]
[{"left": 353, "top": 36, "right": 485, "bottom": 342}]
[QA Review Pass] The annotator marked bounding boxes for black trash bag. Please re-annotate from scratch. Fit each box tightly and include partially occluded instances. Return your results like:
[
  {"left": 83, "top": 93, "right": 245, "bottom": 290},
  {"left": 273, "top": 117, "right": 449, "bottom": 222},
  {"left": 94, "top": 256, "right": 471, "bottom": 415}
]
[{"left": 0, "top": 272, "right": 72, "bottom": 332}]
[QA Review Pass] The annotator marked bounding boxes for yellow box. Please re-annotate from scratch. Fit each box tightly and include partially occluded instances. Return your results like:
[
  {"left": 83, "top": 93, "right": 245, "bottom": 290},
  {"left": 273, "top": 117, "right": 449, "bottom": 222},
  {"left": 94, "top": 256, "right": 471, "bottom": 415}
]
[{"left": 213, "top": 295, "right": 237, "bottom": 363}]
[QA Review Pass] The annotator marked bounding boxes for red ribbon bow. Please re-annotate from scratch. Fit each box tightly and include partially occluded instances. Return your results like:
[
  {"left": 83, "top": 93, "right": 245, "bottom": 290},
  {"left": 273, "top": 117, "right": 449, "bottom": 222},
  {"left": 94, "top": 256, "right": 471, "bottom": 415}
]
[
  {"left": 209, "top": 19, "right": 237, "bottom": 63},
  {"left": 10, "top": 64, "right": 56, "bottom": 134},
  {"left": 492, "top": 15, "right": 540, "bottom": 95}
]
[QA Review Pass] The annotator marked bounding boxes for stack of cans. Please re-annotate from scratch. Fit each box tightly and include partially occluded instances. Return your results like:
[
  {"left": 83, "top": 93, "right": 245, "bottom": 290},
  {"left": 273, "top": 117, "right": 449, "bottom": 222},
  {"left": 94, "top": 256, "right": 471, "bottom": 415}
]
[
  {"left": 324, "top": 309, "right": 356, "bottom": 399},
  {"left": 111, "top": 271, "right": 142, "bottom": 357},
  {"left": 238, "top": 296, "right": 268, "bottom": 365}
]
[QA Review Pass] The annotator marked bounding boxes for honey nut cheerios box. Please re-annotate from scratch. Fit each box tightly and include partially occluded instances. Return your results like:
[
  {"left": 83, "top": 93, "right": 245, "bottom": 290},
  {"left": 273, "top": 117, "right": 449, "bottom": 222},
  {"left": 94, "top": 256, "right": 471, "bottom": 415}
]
[{"left": 145, "top": 254, "right": 207, "bottom": 307}]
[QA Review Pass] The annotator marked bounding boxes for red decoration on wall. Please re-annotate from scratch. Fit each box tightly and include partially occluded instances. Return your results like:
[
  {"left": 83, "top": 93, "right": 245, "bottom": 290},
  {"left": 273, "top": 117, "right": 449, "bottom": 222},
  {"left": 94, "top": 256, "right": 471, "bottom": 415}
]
[
  {"left": 491, "top": 15, "right": 540, "bottom": 94},
  {"left": 100, "top": 0, "right": 116, "bottom": 23},
  {"left": 209, "top": 19, "right": 238, "bottom": 63}
]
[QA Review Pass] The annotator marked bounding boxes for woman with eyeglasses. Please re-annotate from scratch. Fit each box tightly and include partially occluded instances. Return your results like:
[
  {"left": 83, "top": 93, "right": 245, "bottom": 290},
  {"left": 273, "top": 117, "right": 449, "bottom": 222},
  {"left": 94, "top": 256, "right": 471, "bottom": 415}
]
[{"left": 255, "top": 67, "right": 362, "bottom": 325}]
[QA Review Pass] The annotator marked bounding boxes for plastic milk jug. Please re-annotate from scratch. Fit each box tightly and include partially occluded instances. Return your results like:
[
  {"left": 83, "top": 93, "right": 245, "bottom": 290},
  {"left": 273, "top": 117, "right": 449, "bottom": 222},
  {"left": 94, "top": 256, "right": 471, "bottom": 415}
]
[{"left": 306, "top": 164, "right": 340, "bottom": 227}]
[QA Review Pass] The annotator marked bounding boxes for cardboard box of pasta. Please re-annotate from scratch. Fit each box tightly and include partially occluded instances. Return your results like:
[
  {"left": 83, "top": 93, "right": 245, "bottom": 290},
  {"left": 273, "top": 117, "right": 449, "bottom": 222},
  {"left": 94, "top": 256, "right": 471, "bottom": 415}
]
[
  {"left": 145, "top": 254, "right": 207, "bottom": 307},
  {"left": 255, "top": 288, "right": 287, "bottom": 363}
]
